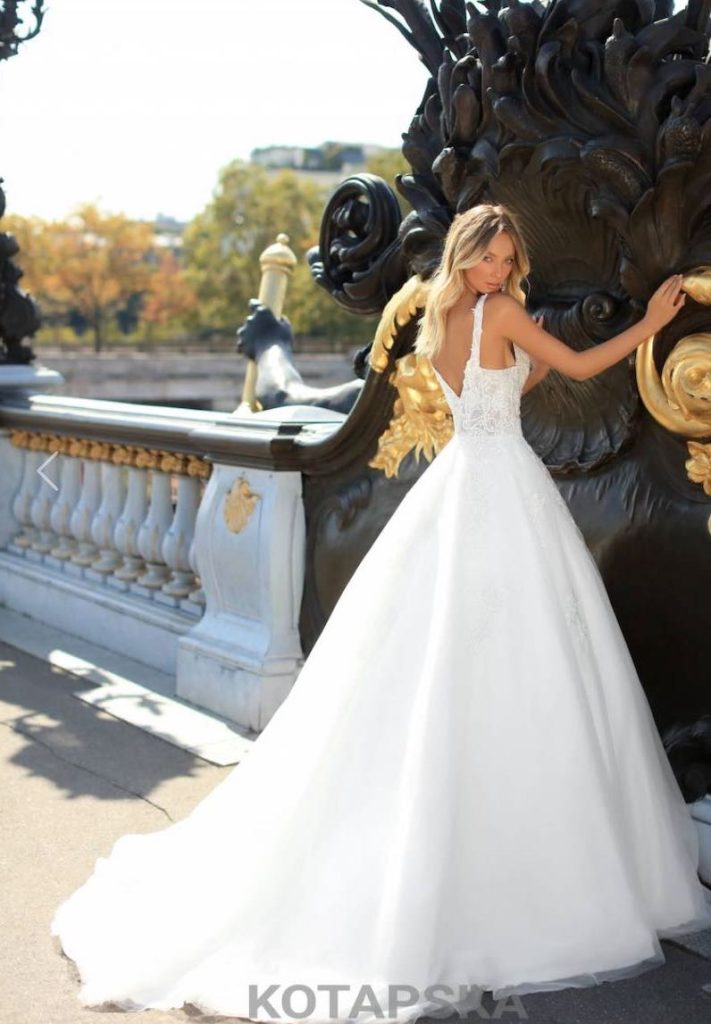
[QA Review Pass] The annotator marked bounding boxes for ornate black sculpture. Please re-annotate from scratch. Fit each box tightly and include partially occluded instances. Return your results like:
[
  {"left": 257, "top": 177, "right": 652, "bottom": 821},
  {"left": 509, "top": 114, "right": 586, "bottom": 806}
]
[
  {"left": 0, "top": 181, "right": 41, "bottom": 364},
  {"left": 0, "top": 1, "right": 44, "bottom": 58},
  {"left": 238, "top": 0, "right": 711, "bottom": 787},
  {"left": 359, "top": 0, "right": 711, "bottom": 473},
  {"left": 0, "top": 1, "right": 46, "bottom": 364},
  {"left": 236, "top": 301, "right": 364, "bottom": 412},
  {"left": 309, "top": 172, "right": 406, "bottom": 316}
]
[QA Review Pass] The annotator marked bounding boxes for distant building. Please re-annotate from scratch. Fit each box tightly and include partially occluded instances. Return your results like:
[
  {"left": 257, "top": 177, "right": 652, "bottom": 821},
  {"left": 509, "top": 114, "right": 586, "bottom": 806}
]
[
  {"left": 150, "top": 213, "right": 188, "bottom": 257},
  {"left": 250, "top": 142, "right": 388, "bottom": 173},
  {"left": 252, "top": 146, "right": 307, "bottom": 169}
]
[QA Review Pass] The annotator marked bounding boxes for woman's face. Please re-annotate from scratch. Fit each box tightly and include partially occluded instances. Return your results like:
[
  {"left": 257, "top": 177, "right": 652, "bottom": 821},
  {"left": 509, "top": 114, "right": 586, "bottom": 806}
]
[{"left": 463, "top": 230, "right": 516, "bottom": 295}]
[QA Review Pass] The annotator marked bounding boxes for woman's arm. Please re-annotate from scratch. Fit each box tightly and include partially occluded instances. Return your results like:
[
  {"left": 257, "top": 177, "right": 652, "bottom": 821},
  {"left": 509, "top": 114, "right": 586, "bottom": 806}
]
[
  {"left": 490, "top": 276, "right": 686, "bottom": 382},
  {"left": 521, "top": 314, "right": 550, "bottom": 395},
  {"left": 521, "top": 361, "right": 551, "bottom": 396}
]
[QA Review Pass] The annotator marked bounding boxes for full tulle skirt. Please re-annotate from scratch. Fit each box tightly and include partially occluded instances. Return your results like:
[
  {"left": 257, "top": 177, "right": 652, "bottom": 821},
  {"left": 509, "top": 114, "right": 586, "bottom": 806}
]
[{"left": 50, "top": 431, "right": 711, "bottom": 1022}]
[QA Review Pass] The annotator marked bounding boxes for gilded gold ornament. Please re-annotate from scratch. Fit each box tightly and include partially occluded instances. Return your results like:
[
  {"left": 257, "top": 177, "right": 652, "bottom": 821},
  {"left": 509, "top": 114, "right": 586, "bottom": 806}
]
[
  {"left": 368, "top": 275, "right": 429, "bottom": 374},
  {"left": 367, "top": 275, "right": 456, "bottom": 477},
  {"left": 369, "top": 352, "right": 454, "bottom": 478},
  {"left": 682, "top": 267, "right": 711, "bottom": 305},
  {"left": 686, "top": 441, "right": 711, "bottom": 496},
  {"left": 8, "top": 430, "right": 212, "bottom": 478},
  {"left": 637, "top": 332, "right": 711, "bottom": 436},
  {"left": 235, "top": 232, "right": 297, "bottom": 415},
  {"left": 223, "top": 476, "right": 260, "bottom": 533},
  {"left": 636, "top": 268, "right": 711, "bottom": 439},
  {"left": 687, "top": 439, "right": 711, "bottom": 538}
]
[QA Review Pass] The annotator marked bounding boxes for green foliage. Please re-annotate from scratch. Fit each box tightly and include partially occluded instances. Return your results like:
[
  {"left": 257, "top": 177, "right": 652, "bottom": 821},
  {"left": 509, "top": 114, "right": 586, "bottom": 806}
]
[
  {"left": 365, "top": 149, "right": 412, "bottom": 219},
  {"left": 182, "top": 159, "right": 377, "bottom": 345},
  {"left": 10, "top": 149, "right": 410, "bottom": 350}
]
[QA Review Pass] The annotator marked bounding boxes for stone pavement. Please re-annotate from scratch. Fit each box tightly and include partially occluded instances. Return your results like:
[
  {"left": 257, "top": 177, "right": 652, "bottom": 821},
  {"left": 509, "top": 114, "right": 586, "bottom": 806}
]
[{"left": 1, "top": 639, "right": 710, "bottom": 1024}]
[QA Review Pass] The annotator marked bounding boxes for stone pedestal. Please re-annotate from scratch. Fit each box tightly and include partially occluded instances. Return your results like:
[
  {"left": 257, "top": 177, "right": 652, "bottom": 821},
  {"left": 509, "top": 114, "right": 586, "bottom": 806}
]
[{"left": 176, "top": 462, "right": 306, "bottom": 732}]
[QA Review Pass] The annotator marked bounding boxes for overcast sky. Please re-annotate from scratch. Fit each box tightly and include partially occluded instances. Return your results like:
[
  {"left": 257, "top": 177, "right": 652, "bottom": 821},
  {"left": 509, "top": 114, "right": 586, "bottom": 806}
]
[
  {"left": 0, "top": 0, "right": 429, "bottom": 222},
  {"left": 0, "top": 0, "right": 688, "bottom": 223}
]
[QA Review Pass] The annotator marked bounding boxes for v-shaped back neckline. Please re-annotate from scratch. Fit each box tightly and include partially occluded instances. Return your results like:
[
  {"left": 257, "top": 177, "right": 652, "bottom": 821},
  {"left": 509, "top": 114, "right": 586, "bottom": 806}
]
[{"left": 433, "top": 292, "right": 517, "bottom": 401}]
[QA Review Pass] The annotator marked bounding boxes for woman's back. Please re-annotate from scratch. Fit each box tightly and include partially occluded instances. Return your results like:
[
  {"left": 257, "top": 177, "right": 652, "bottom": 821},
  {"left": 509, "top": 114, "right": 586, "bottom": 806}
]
[{"left": 431, "top": 292, "right": 531, "bottom": 439}]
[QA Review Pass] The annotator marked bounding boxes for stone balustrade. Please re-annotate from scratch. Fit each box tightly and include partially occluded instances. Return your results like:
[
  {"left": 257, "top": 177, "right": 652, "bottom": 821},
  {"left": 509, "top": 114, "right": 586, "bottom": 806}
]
[{"left": 0, "top": 389, "right": 345, "bottom": 732}]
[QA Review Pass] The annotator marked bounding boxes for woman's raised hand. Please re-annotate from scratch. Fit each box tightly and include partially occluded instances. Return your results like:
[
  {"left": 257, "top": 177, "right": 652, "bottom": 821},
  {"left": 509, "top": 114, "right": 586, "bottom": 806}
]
[{"left": 645, "top": 275, "right": 686, "bottom": 332}]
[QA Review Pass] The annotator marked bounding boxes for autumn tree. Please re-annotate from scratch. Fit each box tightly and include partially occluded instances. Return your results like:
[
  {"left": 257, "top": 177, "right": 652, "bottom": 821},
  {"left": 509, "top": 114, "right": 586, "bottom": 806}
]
[
  {"left": 4, "top": 206, "right": 197, "bottom": 349},
  {"left": 39, "top": 204, "right": 154, "bottom": 351},
  {"left": 6, "top": 147, "right": 410, "bottom": 350},
  {"left": 142, "top": 250, "right": 198, "bottom": 338},
  {"left": 182, "top": 161, "right": 376, "bottom": 346}
]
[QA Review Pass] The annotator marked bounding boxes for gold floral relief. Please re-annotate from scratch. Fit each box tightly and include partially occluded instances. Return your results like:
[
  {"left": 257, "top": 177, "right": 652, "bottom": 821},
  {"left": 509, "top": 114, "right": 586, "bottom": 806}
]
[
  {"left": 223, "top": 476, "right": 260, "bottom": 533},
  {"left": 368, "top": 275, "right": 455, "bottom": 477},
  {"left": 368, "top": 275, "right": 430, "bottom": 374},
  {"left": 686, "top": 441, "right": 711, "bottom": 495},
  {"left": 8, "top": 429, "right": 212, "bottom": 478},
  {"left": 369, "top": 352, "right": 454, "bottom": 479},
  {"left": 685, "top": 441, "right": 711, "bottom": 538},
  {"left": 636, "top": 268, "right": 711, "bottom": 440},
  {"left": 637, "top": 332, "right": 711, "bottom": 438},
  {"left": 633, "top": 267, "right": 711, "bottom": 513}
]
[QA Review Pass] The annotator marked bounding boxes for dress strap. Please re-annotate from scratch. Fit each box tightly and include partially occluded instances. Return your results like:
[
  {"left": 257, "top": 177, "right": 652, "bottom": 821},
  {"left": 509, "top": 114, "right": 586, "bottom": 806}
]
[{"left": 470, "top": 292, "right": 488, "bottom": 371}]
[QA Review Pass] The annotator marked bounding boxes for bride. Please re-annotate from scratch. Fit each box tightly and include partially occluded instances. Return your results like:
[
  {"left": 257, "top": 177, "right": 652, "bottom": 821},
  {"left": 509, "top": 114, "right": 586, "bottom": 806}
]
[{"left": 51, "top": 203, "right": 711, "bottom": 1024}]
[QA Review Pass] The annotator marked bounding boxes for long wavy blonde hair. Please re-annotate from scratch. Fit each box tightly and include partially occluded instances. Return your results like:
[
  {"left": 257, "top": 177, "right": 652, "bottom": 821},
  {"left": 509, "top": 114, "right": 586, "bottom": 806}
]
[{"left": 414, "top": 203, "right": 530, "bottom": 361}]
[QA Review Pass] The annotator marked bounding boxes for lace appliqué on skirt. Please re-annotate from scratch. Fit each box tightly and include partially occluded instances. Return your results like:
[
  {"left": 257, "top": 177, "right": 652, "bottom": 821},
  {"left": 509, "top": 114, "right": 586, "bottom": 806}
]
[
  {"left": 564, "top": 588, "right": 591, "bottom": 654},
  {"left": 522, "top": 483, "right": 591, "bottom": 657}
]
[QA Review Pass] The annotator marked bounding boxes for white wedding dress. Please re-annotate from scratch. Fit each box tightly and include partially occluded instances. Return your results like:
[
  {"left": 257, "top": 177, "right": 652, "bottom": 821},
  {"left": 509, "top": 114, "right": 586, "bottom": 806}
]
[{"left": 51, "top": 292, "right": 711, "bottom": 1022}]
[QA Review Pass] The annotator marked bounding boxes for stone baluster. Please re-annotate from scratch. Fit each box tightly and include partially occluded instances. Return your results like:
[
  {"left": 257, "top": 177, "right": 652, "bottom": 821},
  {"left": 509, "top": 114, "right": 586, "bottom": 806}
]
[
  {"left": 134, "top": 469, "right": 173, "bottom": 591},
  {"left": 160, "top": 472, "right": 200, "bottom": 600},
  {"left": 11, "top": 448, "right": 42, "bottom": 550},
  {"left": 69, "top": 458, "right": 102, "bottom": 567},
  {"left": 185, "top": 520, "right": 206, "bottom": 612},
  {"left": 89, "top": 461, "right": 126, "bottom": 576},
  {"left": 112, "top": 462, "right": 149, "bottom": 587},
  {"left": 49, "top": 453, "right": 82, "bottom": 561},
  {"left": 29, "top": 446, "right": 59, "bottom": 555}
]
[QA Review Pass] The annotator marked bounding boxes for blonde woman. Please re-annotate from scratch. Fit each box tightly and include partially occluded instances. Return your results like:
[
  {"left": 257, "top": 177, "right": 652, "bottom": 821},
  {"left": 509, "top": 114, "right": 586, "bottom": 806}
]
[{"left": 51, "top": 204, "right": 710, "bottom": 1023}]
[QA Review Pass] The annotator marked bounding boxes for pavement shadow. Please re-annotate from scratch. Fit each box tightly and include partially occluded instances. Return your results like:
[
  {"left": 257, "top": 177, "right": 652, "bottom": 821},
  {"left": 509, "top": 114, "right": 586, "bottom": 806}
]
[{"left": 0, "top": 640, "right": 228, "bottom": 809}]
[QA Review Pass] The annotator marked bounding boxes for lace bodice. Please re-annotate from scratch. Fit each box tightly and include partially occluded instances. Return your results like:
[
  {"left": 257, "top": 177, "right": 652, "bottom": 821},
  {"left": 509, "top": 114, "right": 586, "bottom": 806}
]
[{"left": 431, "top": 292, "right": 531, "bottom": 437}]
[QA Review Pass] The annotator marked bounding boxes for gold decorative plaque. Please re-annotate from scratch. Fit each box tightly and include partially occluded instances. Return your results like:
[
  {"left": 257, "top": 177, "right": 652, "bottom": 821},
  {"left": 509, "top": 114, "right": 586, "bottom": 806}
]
[{"left": 223, "top": 476, "right": 260, "bottom": 533}]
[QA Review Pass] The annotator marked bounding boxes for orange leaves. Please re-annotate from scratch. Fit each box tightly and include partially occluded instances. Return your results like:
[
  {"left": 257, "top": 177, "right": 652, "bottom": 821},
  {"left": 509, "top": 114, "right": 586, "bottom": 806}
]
[
  {"left": 142, "top": 250, "right": 197, "bottom": 327},
  {"left": 42, "top": 203, "right": 153, "bottom": 315},
  {"left": 4, "top": 203, "right": 195, "bottom": 348}
]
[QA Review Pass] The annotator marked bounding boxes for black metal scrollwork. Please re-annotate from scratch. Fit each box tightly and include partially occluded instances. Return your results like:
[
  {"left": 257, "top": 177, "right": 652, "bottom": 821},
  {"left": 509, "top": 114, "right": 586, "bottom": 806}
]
[
  {"left": 308, "top": 173, "right": 406, "bottom": 316},
  {"left": 0, "top": 1, "right": 46, "bottom": 364},
  {"left": 347, "top": 0, "right": 711, "bottom": 472}
]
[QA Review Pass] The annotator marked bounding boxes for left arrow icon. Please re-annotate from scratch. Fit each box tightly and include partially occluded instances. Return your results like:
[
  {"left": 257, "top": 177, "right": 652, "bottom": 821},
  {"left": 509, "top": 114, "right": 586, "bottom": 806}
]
[{"left": 37, "top": 451, "right": 59, "bottom": 491}]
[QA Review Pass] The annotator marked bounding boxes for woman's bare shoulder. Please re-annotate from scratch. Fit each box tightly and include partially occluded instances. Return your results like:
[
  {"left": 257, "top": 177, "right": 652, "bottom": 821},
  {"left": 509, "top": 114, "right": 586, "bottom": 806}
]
[
  {"left": 442, "top": 303, "right": 475, "bottom": 347},
  {"left": 484, "top": 293, "right": 528, "bottom": 318}
]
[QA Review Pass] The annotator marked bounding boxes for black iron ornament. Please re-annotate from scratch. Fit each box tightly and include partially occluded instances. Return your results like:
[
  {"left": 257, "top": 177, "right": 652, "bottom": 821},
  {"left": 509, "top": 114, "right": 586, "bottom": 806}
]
[
  {"left": 376, "top": 0, "right": 711, "bottom": 292},
  {"left": 0, "top": 180, "right": 41, "bottom": 364},
  {"left": 311, "top": 0, "right": 711, "bottom": 471},
  {"left": 308, "top": 173, "right": 405, "bottom": 316},
  {"left": 0, "top": 0, "right": 44, "bottom": 59},
  {"left": 283, "top": 0, "right": 711, "bottom": 783},
  {"left": 0, "top": 0, "right": 46, "bottom": 364}
]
